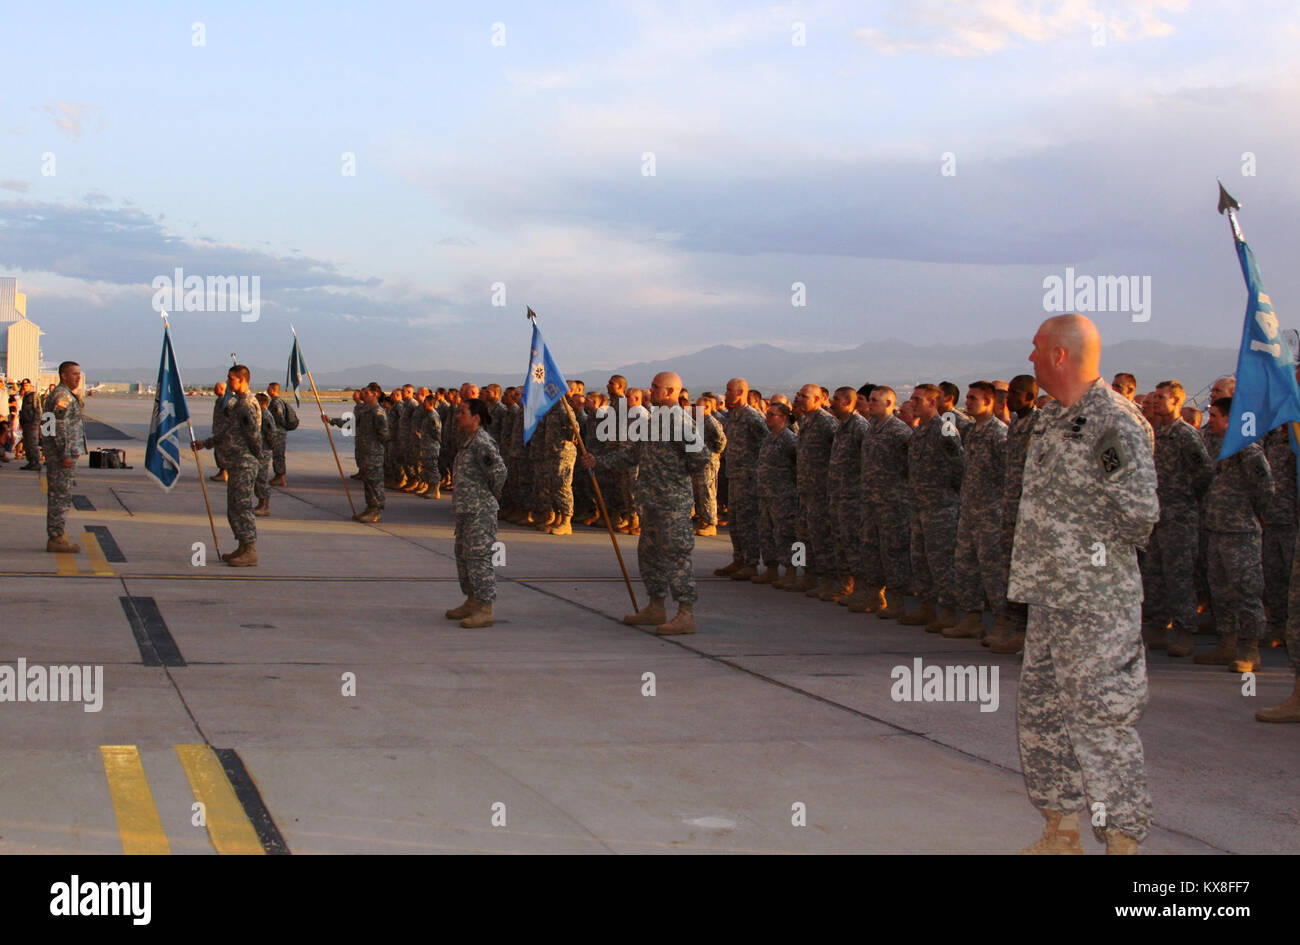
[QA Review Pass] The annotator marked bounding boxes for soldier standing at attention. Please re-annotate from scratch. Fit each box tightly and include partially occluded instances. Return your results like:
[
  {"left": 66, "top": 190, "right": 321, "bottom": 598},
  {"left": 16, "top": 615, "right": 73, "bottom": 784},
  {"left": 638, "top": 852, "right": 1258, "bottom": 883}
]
[
  {"left": 1010, "top": 314, "right": 1159, "bottom": 855},
  {"left": 691, "top": 395, "right": 727, "bottom": 538},
  {"left": 715, "top": 377, "right": 766, "bottom": 575},
  {"left": 253, "top": 392, "right": 276, "bottom": 517},
  {"left": 445, "top": 398, "right": 508, "bottom": 628},
  {"left": 755, "top": 401, "right": 799, "bottom": 586},
  {"left": 19, "top": 381, "right": 41, "bottom": 470},
  {"left": 859, "top": 386, "right": 912, "bottom": 617},
  {"left": 193, "top": 365, "right": 263, "bottom": 566},
  {"left": 209, "top": 381, "right": 228, "bottom": 482},
  {"left": 264, "top": 382, "right": 298, "bottom": 486},
  {"left": 326, "top": 383, "right": 388, "bottom": 522},
  {"left": 418, "top": 393, "right": 443, "bottom": 499},
  {"left": 826, "top": 387, "right": 870, "bottom": 604},
  {"left": 42, "top": 361, "right": 84, "bottom": 553},
  {"left": 790, "top": 384, "right": 838, "bottom": 596},
  {"left": 583, "top": 372, "right": 710, "bottom": 634},
  {"left": 986, "top": 374, "right": 1038, "bottom": 653}
]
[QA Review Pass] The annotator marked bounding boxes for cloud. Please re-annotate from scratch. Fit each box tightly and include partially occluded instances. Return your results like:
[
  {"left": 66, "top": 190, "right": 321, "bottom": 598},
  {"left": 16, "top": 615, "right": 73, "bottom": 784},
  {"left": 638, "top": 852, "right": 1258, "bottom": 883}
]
[
  {"left": 1, "top": 180, "right": 28, "bottom": 193},
  {"left": 41, "top": 101, "right": 105, "bottom": 138}
]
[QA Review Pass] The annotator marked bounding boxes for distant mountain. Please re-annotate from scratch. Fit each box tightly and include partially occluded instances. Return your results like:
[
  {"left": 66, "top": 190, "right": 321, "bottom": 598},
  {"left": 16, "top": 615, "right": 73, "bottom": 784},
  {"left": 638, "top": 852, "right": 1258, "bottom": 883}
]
[{"left": 93, "top": 338, "right": 1239, "bottom": 405}]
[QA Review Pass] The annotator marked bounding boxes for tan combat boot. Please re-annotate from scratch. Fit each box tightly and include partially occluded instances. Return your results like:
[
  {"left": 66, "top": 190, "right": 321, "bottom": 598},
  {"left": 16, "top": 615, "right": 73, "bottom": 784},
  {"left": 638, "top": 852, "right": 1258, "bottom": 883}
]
[
  {"left": 210, "top": 469, "right": 228, "bottom": 482},
  {"left": 220, "top": 542, "right": 244, "bottom": 562},
  {"left": 983, "top": 614, "right": 1010, "bottom": 647},
  {"left": 1019, "top": 810, "right": 1084, "bottom": 855},
  {"left": 714, "top": 559, "right": 742, "bottom": 576},
  {"left": 226, "top": 542, "right": 258, "bottom": 567},
  {"left": 1145, "top": 622, "right": 1168, "bottom": 650},
  {"left": 446, "top": 597, "right": 475, "bottom": 620},
  {"left": 1194, "top": 632, "right": 1238, "bottom": 665},
  {"left": 254, "top": 497, "right": 270, "bottom": 517},
  {"left": 807, "top": 576, "right": 834, "bottom": 599},
  {"left": 460, "top": 600, "right": 495, "bottom": 628},
  {"left": 823, "top": 574, "right": 853, "bottom": 602},
  {"left": 876, "top": 590, "right": 905, "bottom": 619},
  {"left": 623, "top": 598, "right": 667, "bottom": 626},
  {"left": 656, "top": 602, "right": 696, "bottom": 635},
  {"left": 750, "top": 565, "right": 780, "bottom": 585},
  {"left": 943, "top": 610, "right": 984, "bottom": 639},
  {"left": 350, "top": 471, "right": 363, "bottom": 480},
  {"left": 537, "top": 510, "right": 556, "bottom": 529},
  {"left": 989, "top": 631, "right": 1025, "bottom": 654},
  {"left": 546, "top": 515, "right": 573, "bottom": 535},
  {"left": 841, "top": 585, "right": 871, "bottom": 610},
  {"left": 414, "top": 481, "right": 430, "bottom": 495},
  {"left": 771, "top": 568, "right": 798, "bottom": 590},
  {"left": 46, "top": 533, "right": 81, "bottom": 553},
  {"left": 269, "top": 474, "right": 287, "bottom": 486},
  {"left": 1255, "top": 678, "right": 1300, "bottom": 722},
  {"left": 729, "top": 564, "right": 758, "bottom": 581},
  {"left": 1105, "top": 831, "right": 1139, "bottom": 855},
  {"left": 695, "top": 523, "right": 717, "bottom": 536},
  {"left": 899, "top": 601, "right": 937, "bottom": 626},
  {"left": 791, "top": 573, "right": 819, "bottom": 593},
  {"left": 357, "top": 507, "right": 381, "bottom": 523},
  {"left": 1229, "top": 641, "right": 1261, "bottom": 673},
  {"left": 927, "top": 606, "right": 958, "bottom": 633},
  {"left": 1165, "top": 623, "right": 1196, "bottom": 657}
]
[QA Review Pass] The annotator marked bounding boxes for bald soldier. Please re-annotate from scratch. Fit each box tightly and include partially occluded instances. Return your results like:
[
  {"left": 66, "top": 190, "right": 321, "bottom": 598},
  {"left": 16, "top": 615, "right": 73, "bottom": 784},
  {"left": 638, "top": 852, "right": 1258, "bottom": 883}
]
[
  {"left": 716, "top": 377, "right": 768, "bottom": 580},
  {"left": 583, "top": 372, "right": 711, "bottom": 634},
  {"left": 1010, "top": 315, "right": 1159, "bottom": 855},
  {"left": 791, "top": 384, "right": 839, "bottom": 595}
]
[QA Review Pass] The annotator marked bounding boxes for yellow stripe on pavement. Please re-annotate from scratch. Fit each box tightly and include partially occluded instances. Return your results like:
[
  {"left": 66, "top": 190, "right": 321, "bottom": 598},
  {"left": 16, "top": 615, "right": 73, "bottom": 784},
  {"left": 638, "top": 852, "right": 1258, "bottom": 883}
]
[
  {"left": 174, "top": 744, "right": 264, "bottom": 855},
  {"left": 39, "top": 472, "right": 47, "bottom": 494},
  {"left": 100, "top": 745, "right": 172, "bottom": 855},
  {"left": 81, "top": 531, "right": 114, "bottom": 576},
  {"left": 56, "top": 553, "right": 78, "bottom": 576}
]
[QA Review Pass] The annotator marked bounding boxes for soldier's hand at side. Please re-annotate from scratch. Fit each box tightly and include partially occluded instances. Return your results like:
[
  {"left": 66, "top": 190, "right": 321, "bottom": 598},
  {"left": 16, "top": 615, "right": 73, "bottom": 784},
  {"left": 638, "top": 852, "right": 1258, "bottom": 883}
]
[
  {"left": 581, "top": 453, "right": 596, "bottom": 470},
  {"left": 61, "top": 457, "right": 74, "bottom": 469}
]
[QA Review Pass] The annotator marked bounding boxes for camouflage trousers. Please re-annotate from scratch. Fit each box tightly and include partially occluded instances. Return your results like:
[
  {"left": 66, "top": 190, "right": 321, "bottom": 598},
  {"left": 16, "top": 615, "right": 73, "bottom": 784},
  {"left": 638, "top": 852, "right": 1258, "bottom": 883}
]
[
  {"left": 272, "top": 433, "right": 287, "bottom": 477},
  {"left": 1283, "top": 528, "right": 1300, "bottom": 672},
  {"left": 546, "top": 443, "right": 576, "bottom": 516},
  {"left": 616, "top": 467, "right": 637, "bottom": 520},
  {"left": 862, "top": 500, "right": 911, "bottom": 593},
  {"left": 421, "top": 446, "right": 440, "bottom": 485},
  {"left": 226, "top": 461, "right": 258, "bottom": 544},
  {"left": 758, "top": 494, "right": 797, "bottom": 567},
  {"left": 255, "top": 449, "right": 271, "bottom": 501},
  {"left": 455, "top": 510, "right": 497, "bottom": 602},
  {"left": 727, "top": 473, "right": 761, "bottom": 565},
  {"left": 531, "top": 447, "right": 555, "bottom": 514},
  {"left": 955, "top": 508, "right": 1006, "bottom": 614},
  {"left": 573, "top": 456, "right": 596, "bottom": 517},
  {"left": 830, "top": 489, "right": 864, "bottom": 578},
  {"left": 1206, "top": 530, "right": 1265, "bottom": 642},
  {"left": 360, "top": 453, "right": 385, "bottom": 509},
  {"left": 796, "top": 488, "right": 835, "bottom": 576},
  {"left": 45, "top": 462, "right": 75, "bottom": 539},
  {"left": 1001, "top": 506, "right": 1028, "bottom": 631},
  {"left": 1262, "top": 523, "right": 1296, "bottom": 633},
  {"left": 1139, "top": 513, "right": 1200, "bottom": 630},
  {"left": 638, "top": 506, "right": 697, "bottom": 604},
  {"left": 1018, "top": 602, "right": 1151, "bottom": 843},
  {"left": 909, "top": 502, "right": 959, "bottom": 609},
  {"left": 691, "top": 457, "right": 721, "bottom": 527},
  {"left": 23, "top": 426, "right": 40, "bottom": 464}
]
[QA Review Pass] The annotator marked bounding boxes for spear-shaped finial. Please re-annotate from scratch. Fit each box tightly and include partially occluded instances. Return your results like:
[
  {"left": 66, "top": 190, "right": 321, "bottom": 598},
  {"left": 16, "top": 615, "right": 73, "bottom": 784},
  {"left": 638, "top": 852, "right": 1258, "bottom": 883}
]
[
  {"left": 1218, "top": 179, "right": 1244, "bottom": 242},
  {"left": 526, "top": 306, "right": 537, "bottom": 323}
]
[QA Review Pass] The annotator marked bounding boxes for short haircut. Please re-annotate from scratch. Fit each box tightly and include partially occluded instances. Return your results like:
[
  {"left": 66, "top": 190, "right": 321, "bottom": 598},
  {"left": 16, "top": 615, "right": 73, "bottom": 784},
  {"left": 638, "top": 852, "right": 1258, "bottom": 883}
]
[
  {"left": 1010, "top": 374, "right": 1038, "bottom": 397},
  {"left": 914, "top": 383, "right": 942, "bottom": 404},
  {"left": 267, "top": 382, "right": 281, "bottom": 393},
  {"left": 58, "top": 361, "right": 80, "bottom": 376},
  {"left": 873, "top": 385, "right": 896, "bottom": 401},
  {"left": 1211, "top": 396, "right": 1232, "bottom": 415},
  {"left": 229, "top": 364, "right": 251, "bottom": 383},
  {"left": 857, "top": 383, "right": 876, "bottom": 400},
  {"left": 366, "top": 382, "right": 384, "bottom": 395},
  {"left": 1113, "top": 372, "right": 1136, "bottom": 388},
  {"left": 819, "top": 386, "right": 830, "bottom": 400},
  {"left": 256, "top": 392, "right": 270, "bottom": 406},
  {"left": 1156, "top": 380, "right": 1186, "bottom": 402},
  {"left": 610, "top": 374, "right": 627, "bottom": 387},
  {"left": 767, "top": 401, "right": 791, "bottom": 419},
  {"left": 968, "top": 380, "right": 996, "bottom": 398},
  {"left": 834, "top": 386, "right": 858, "bottom": 407},
  {"left": 465, "top": 397, "right": 491, "bottom": 426},
  {"left": 938, "top": 381, "right": 960, "bottom": 405}
]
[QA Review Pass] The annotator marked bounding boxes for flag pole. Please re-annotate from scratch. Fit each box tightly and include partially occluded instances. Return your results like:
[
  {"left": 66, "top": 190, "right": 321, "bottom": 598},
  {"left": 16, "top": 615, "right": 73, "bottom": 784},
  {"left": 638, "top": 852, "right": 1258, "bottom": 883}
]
[
  {"left": 529, "top": 306, "right": 638, "bottom": 610},
  {"left": 293, "top": 328, "right": 356, "bottom": 516},
  {"left": 164, "top": 315, "right": 222, "bottom": 558}
]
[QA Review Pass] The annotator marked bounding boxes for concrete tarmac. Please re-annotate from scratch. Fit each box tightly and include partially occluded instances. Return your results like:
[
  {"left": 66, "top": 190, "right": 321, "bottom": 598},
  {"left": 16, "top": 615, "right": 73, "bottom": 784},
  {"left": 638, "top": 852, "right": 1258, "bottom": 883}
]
[{"left": 0, "top": 394, "right": 1295, "bottom": 855}]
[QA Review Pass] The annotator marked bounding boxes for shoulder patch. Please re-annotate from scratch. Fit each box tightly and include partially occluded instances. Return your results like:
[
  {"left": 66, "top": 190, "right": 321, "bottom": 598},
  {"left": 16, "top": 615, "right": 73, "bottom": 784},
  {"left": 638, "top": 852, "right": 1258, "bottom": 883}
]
[{"left": 1096, "top": 427, "right": 1128, "bottom": 479}]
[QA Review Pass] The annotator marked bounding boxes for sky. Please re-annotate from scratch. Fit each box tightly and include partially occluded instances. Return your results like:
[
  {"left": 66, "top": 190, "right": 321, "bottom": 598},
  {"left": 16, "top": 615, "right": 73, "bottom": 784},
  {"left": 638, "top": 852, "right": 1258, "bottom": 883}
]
[{"left": 1, "top": 0, "right": 1298, "bottom": 379}]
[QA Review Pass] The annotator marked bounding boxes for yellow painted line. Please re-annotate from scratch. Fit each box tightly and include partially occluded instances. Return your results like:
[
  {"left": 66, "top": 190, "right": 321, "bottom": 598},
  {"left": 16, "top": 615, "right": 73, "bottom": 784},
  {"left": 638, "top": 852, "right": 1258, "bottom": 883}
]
[
  {"left": 39, "top": 472, "right": 48, "bottom": 494},
  {"left": 100, "top": 746, "right": 172, "bottom": 855},
  {"left": 174, "top": 744, "right": 264, "bottom": 855},
  {"left": 56, "top": 552, "right": 79, "bottom": 576},
  {"left": 81, "top": 531, "right": 115, "bottom": 576}
]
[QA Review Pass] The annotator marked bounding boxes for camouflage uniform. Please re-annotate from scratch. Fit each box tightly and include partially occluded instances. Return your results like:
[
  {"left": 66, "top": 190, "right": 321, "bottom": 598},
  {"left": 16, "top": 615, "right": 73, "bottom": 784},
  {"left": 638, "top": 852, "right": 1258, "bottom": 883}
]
[
  {"left": 861, "top": 414, "right": 912, "bottom": 594},
  {"left": 691, "top": 412, "right": 727, "bottom": 527},
  {"left": 453, "top": 428, "right": 508, "bottom": 602},
  {"left": 540, "top": 400, "right": 579, "bottom": 517},
  {"left": 41, "top": 384, "right": 84, "bottom": 539},
  {"left": 1261, "top": 425, "right": 1298, "bottom": 635},
  {"left": 572, "top": 407, "right": 596, "bottom": 520},
  {"left": 1141, "top": 419, "right": 1212, "bottom": 632},
  {"left": 598, "top": 407, "right": 711, "bottom": 603},
  {"left": 402, "top": 397, "right": 423, "bottom": 483},
  {"left": 828, "top": 411, "right": 870, "bottom": 579},
  {"left": 723, "top": 404, "right": 767, "bottom": 565},
  {"left": 908, "top": 415, "right": 964, "bottom": 610},
  {"left": 954, "top": 415, "right": 1008, "bottom": 614},
  {"left": 418, "top": 404, "right": 442, "bottom": 487},
  {"left": 255, "top": 406, "right": 277, "bottom": 501},
  {"left": 757, "top": 425, "right": 798, "bottom": 567},
  {"left": 1009, "top": 378, "right": 1159, "bottom": 843},
  {"left": 19, "top": 393, "right": 40, "bottom": 465},
  {"left": 266, "top": 394, "right": 297, "bottom": 477},
  {"left": 1195, "top": 427, "right": 1224, "bottom": 603},
  {"left": 1001, "top": 407, "right": 1038, "bottom": 632},
  {"left": 1284, "top": 529, "right": 1300, "bottom": 673},
  {"left": 333, "top": 402, "right": 387, "bottom": 509},
  {"left": 795, "top": 408, "right": 838, "bottom": 576},
  {"left": 487, "top": 399, "right": 508, "bottom": 445},
  {"left": 203, "top": 390, "right": 263, "bottom": 544},
  {"left": 1205, "top": 441, "right": 1272, "bottom": 643}
]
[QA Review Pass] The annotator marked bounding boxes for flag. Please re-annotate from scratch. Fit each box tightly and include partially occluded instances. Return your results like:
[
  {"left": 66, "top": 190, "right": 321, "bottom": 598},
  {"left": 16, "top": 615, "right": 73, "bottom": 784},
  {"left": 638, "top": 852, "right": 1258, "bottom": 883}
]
[
  {"left": 286, "top": 334, "right": 308, "bottom": 407},
  {"left": 1217, "top": 189, "right": 1300, "bottom": 460},
  {"left": 521, "top": 320, "right": 569, "bottom": 444},
  {"left": 143, "top": 324, "right": 191, "bottom": 491}
]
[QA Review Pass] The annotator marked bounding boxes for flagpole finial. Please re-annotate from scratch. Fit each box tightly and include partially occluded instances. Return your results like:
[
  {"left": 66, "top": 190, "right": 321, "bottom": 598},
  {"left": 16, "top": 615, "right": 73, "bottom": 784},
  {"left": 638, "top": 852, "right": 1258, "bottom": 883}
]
[
  {"left": 526, "top": 306, "right": 537, "bottom": 323},
  {"left": 1217, "top": 179, "right": 1241, "bottom": 215}
]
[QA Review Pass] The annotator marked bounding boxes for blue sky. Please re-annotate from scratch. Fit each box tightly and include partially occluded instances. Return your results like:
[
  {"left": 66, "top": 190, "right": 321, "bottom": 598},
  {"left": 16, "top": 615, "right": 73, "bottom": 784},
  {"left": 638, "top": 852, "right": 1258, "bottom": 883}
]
[{"left": 2, "top": 0, "right": 1299, "bottom": 377}]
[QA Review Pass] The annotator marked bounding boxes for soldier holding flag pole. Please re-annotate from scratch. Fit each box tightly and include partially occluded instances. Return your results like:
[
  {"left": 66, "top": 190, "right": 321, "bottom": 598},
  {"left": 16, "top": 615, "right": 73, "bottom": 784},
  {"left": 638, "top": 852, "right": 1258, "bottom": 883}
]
[{"left": 289, "top": 328, "right": 356, "bottom": 517}]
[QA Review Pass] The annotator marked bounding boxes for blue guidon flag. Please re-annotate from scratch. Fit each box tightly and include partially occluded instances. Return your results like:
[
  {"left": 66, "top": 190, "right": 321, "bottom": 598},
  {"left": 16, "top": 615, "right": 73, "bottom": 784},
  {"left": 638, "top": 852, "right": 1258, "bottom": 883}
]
[
  {"left": 143, "top": 323, "right": 191, "bottom": 491},
  {"left": 1216, "top": 182, "right": 1300, "bottom": 460},
  {"left": 521, "top": 309, "right": 569, "bottom": 444},
  {"left": 286, "top": 333, "right": 308, "bottom": 407}
]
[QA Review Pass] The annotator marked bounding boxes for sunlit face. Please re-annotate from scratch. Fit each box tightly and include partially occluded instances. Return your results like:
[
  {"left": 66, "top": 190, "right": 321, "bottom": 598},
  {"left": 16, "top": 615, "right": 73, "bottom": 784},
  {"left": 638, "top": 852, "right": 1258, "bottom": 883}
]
[
  {"left": 1151, "top": 387, "right": 1182, "bottom": 419},
  {"left": 868, "top": 389, "right": 894, "bottom": 419},
  {"left": 1208, "top": 405, "right": 1229, "bottom": 436},
  {"left": 909, "top": 391, "right": 938, "bottom": 423},
  {"left": 966, "top": 389, "right": 993, "bottom": 421},
  {"left": 765, "top": 407, "right": 787, "bottom": 434},
  {"left": 457, "top": 402, "right": 479, "bottom": 433}
]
